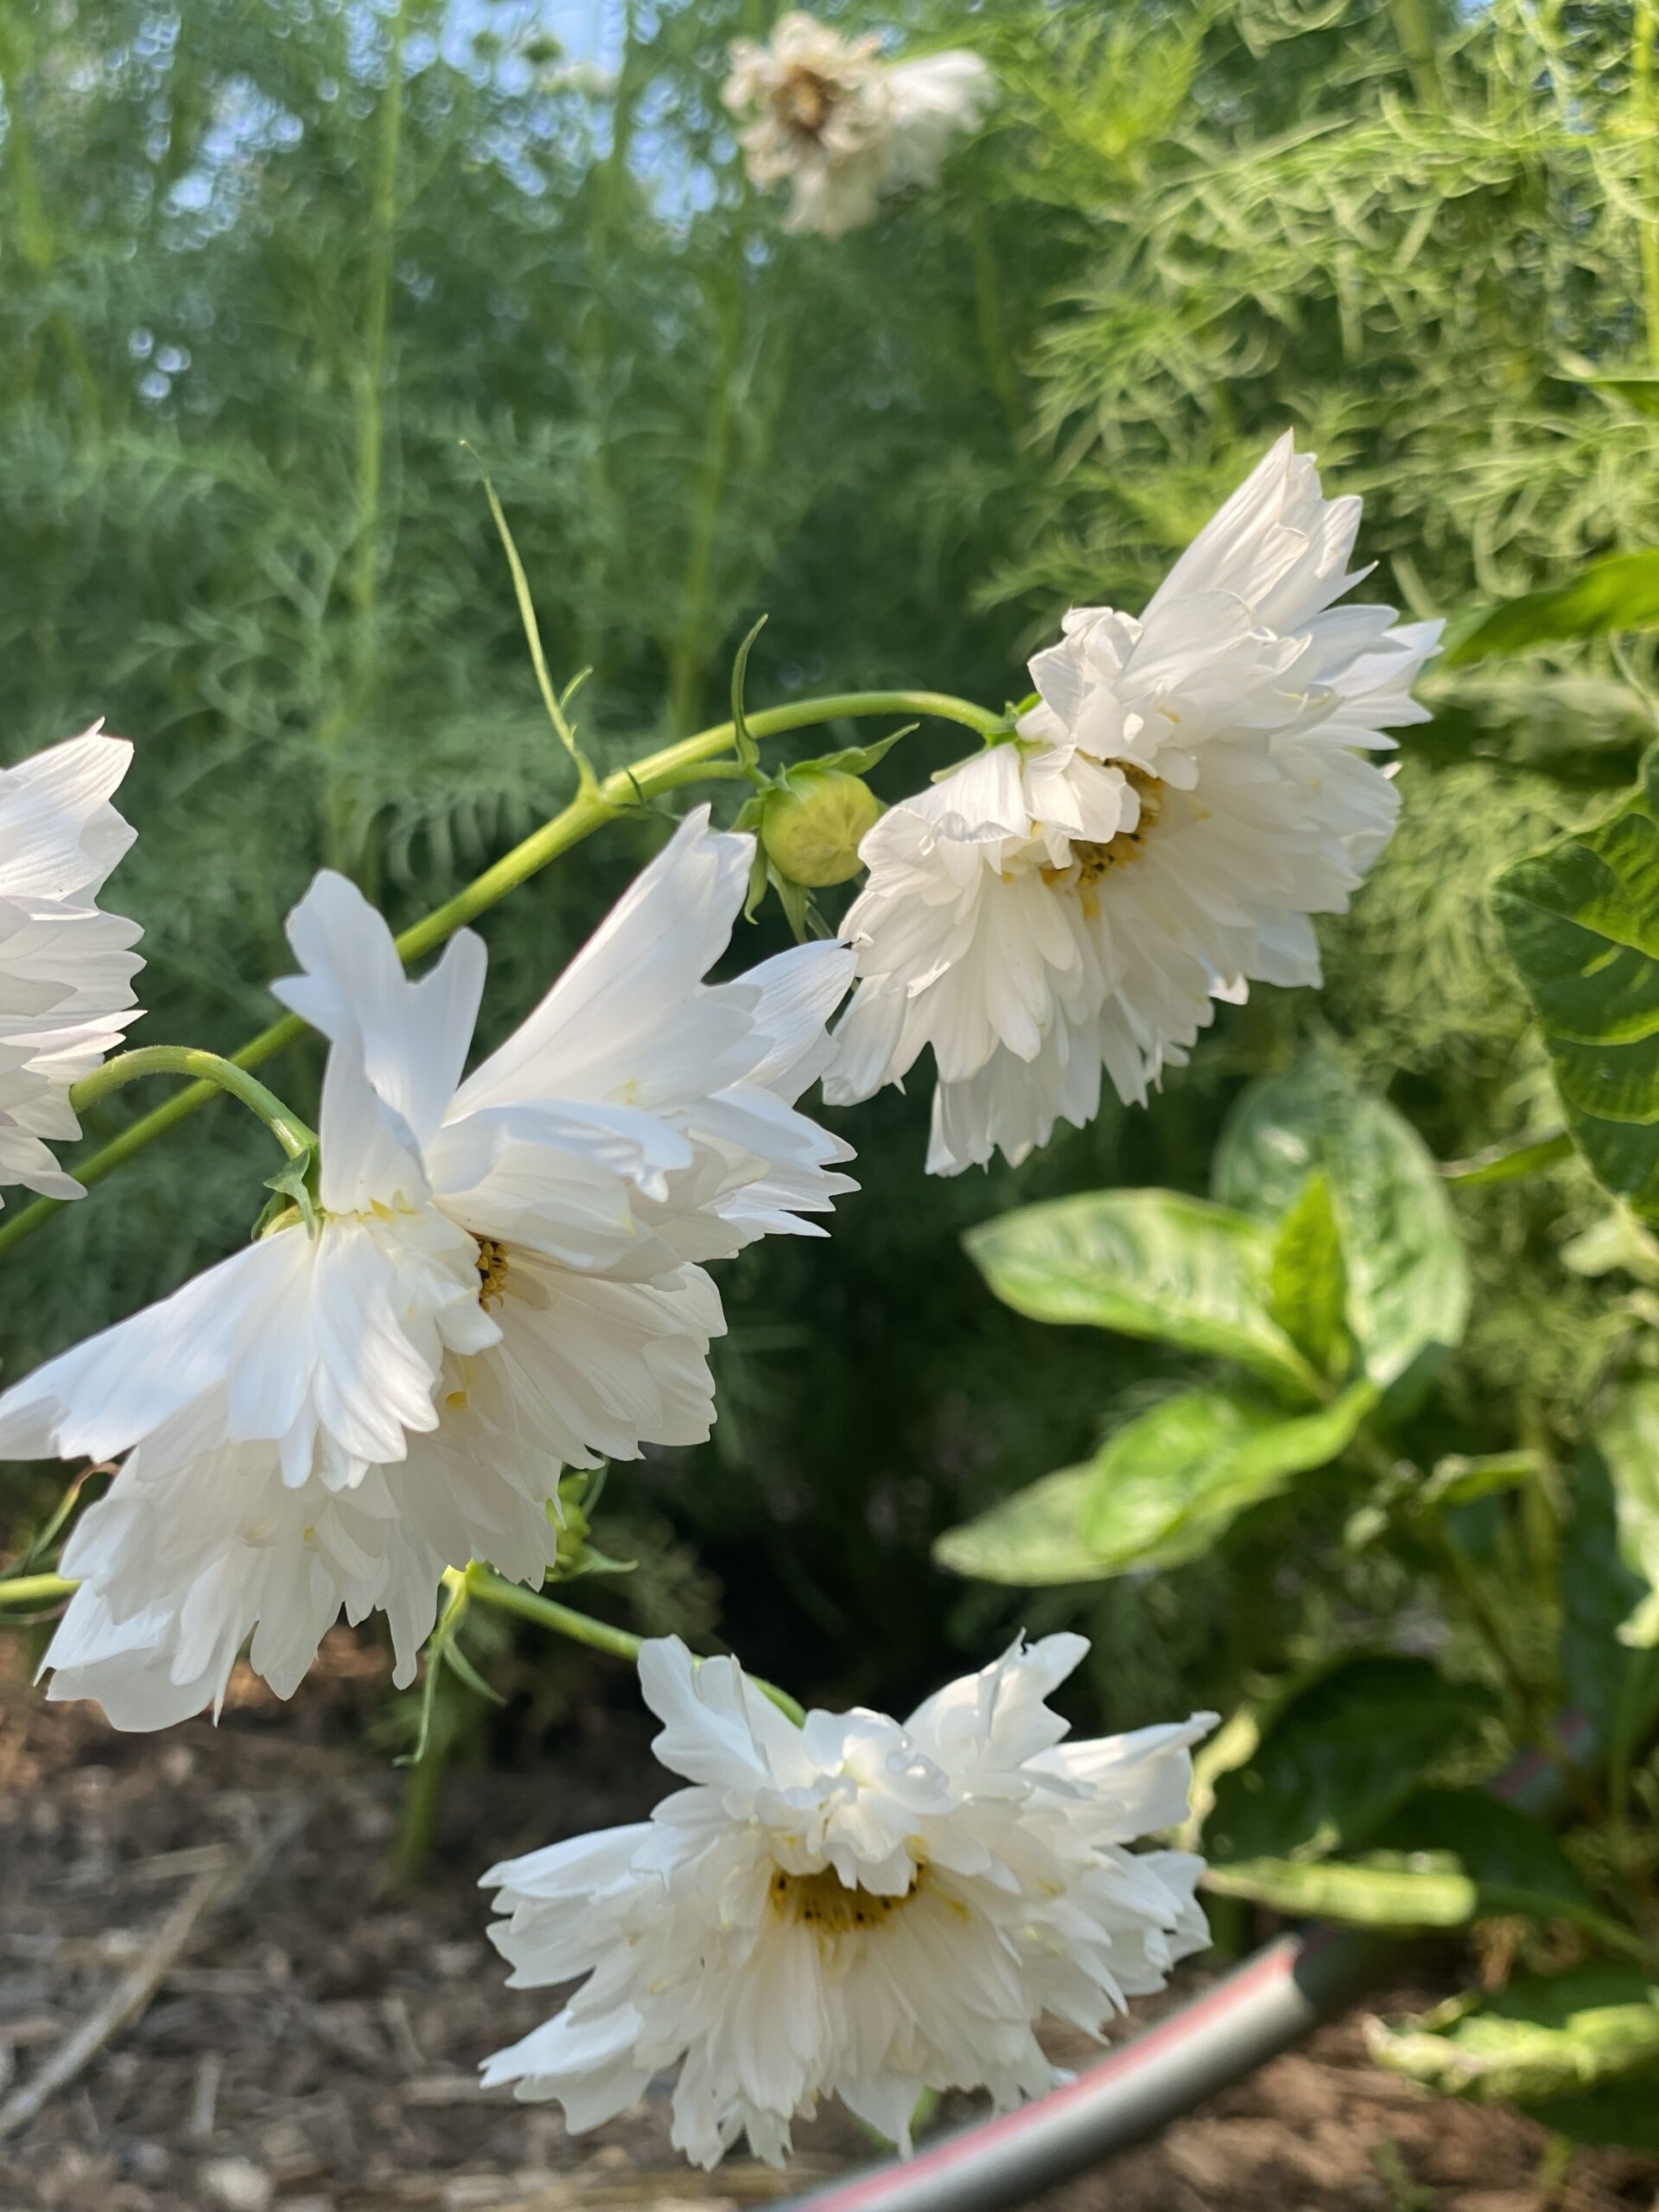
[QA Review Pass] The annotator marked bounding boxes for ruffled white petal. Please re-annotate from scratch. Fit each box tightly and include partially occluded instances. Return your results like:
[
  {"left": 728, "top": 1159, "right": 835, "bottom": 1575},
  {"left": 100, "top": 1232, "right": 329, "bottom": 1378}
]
[
  {"left": 830, "top": 437, "right": 1440, "bottom": 1171},
  {"left": 12, "top": 813, "right": 851, "bottom": 1725},
  {"left": 481, "top": 1633, "right": 1211, "bottom": 2169},
  {"left": 0, "top": 726, "right": 143, "bottom": 1203}
]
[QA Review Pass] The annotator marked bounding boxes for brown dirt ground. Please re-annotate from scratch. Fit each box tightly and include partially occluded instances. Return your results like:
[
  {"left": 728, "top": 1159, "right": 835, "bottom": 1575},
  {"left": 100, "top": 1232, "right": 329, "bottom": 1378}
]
[{"left": 2, "top": 1637, "right": 1658, "bottom": 2212}]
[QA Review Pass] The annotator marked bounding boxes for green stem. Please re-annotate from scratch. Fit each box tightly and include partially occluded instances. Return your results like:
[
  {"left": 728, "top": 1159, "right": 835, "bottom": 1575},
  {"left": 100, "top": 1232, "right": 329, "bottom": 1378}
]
[
  {"left": 1387, "top": 0, "right": 1443, "bottom": 108},
  {"left": 572, "top": 0, "right": 644, "bottom": 677},
  {"left": 0, "top": 690, "right": 997, "bottom": 1262},
  {"left": 0, "top": 1573, "right": 75, "bottom": 1608},
  {"left": 1426, "top": 1520, "right": 1566, "bottom": 1769},
  {"left": 0, "top": 15, "right": 104, "bottom": 423},
  {"left": 667, "top": 260, "right": 747, "bottom": 736},
  {"left": 465, "top": 1565, "right": 808, "bottom": 1727},
  {"left": 385, "top": 1726, "right": 449, "bottom": 1891},
  {"left": 69, "top": 1047, "right": 316, "bottom": 1160},
  {"left": 1636, "top": 0, "right": 1659, "bottom": 365},
  {"left": 967, "top": 204, "right": 1021, "bottom": 436},
  {"left": 325, "top": 0, "right": 405, "bottom": 875}
]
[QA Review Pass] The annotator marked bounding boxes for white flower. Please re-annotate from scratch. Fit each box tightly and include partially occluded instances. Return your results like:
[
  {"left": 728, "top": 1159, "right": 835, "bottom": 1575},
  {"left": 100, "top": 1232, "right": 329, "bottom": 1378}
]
[
  {"left": 0, "top": 725, "right": 143, "bottom": 1203},
  {"left": 481, "top": 1632, "right": 1212, "bottom": 2169},
  {"left": 722, "top": 13, "right": 994, "bottom": 238},
  {"left": 825, "top": 435, "right": 1442, "bottom": 1173},
  {"left": 0, "top": 810, "right": 855, "bottom": 1729}
]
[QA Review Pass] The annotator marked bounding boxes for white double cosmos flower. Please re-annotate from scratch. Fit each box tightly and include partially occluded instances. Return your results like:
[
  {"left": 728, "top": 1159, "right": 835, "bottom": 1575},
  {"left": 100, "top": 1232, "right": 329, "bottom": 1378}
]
[
  {"left": 723, "top": 12, "right": 994, "bottom": 239},
  {"left": 826, "top": 435, "right": 1442, "bottom": 1173},
  {"left": 482, "top": 1632, "right": 1213, "bottom": 2168},
  {"left": 0, "top": 810, "right": 855, "bottom": 1728},
  {"left": 0, "top": 725, "right": 143, "bottom": 1203}
]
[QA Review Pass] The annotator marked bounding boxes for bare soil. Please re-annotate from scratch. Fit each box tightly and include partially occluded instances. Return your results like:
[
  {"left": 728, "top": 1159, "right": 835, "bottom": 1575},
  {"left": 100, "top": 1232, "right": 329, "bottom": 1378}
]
[{"left": 2, "top": 1637, "right": 1656, "bottom": 2212}]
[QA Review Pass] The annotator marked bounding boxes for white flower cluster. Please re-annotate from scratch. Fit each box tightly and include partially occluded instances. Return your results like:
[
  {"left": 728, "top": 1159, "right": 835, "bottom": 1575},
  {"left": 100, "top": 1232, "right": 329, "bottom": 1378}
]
[
  {"left": 723, "top": 13, "right": 995, "bottom": 238},
  {"left": 483, "top": 1633, "right": 1212, "bottom": 2166},
  {"left": 0, "top": 419, "right": 1437, "bottom": 2166},
  {"left": 826, "top": 435, "right": 1441, "bottom": 1171},
  {"left": 0, "top": 726, "right": 143, "bottom": 1204}
]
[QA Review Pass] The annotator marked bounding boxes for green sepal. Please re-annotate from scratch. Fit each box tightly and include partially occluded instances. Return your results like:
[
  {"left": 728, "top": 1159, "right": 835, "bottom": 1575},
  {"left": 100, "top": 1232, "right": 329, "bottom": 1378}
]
[
  {"left": 729, "top": 613, "right": 769, "bottom": 787},
  {"left": 547, "top": 1465, "right": 639, "bottom": 1582},
  {"left": 772, "top": 868, "right": 823, "bottom": 944},
  {"left": 798, "top": 723, "right": 915, "bottom": 780},
  {"left": 441, "top": 1636, "right": 507, "bottom": 1707},
  {"left": 563, "top": 1543, "right": 638, "bottom": 1579},
  {"left": 255, "top": 1142, "right": 323, "bottom": 1239},
  {"left": 743, "top": 836, "right": 771, "bottom": 922}
]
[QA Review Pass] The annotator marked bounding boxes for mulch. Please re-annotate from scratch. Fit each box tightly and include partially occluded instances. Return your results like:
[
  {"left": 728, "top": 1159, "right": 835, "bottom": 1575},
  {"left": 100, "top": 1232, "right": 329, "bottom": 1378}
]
[{"left": 2, "top": 1634, "right": 1657, "bottom": 2212}]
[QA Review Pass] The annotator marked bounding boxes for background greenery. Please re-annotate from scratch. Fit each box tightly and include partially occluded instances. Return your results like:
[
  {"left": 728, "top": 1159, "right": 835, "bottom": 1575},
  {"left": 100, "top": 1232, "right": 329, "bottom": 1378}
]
[{"left": 3, "top": 0, "right": 1657, "bottom": 1733}]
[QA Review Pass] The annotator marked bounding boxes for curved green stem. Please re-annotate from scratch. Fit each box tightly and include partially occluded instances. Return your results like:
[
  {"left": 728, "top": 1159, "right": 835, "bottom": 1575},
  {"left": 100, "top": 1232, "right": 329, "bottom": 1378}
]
[
  {"left": 68, "top": 1047, "right": 317, "bottom": 1160},
  {"left": 0, "top": 689, "right": 997, "bottom": 1262},
  {"left": 464, "top": 1563, "right": 808, "bottom": 1727}
]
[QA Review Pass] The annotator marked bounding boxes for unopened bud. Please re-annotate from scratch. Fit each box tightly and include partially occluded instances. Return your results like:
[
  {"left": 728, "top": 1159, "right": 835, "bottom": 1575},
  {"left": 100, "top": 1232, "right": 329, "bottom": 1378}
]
[{"left": 760, "top": 767, "right": 880, "bottom": 887}]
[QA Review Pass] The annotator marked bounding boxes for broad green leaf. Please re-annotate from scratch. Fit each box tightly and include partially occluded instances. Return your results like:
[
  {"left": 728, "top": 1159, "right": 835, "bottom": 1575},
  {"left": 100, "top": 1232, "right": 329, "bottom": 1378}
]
[
  {"left": 1372, "top": 1788, "right": 1599, "bottom": 1910},
  {"left": 1204, "top": 1656, "right": 1496, "bottom": 1863},
  {"left": 1204, "top": 1853, "right": 1586, "bottom": 1932},
  {"left": 965, "top": 1189, "right": 1317, "bottom": 1396},
  {"left": 1268, "top": 1170, "right": 1350, "bottom": 1379},
  {"left": 932, "top": 1467, "right": 1109, "bottom": 1586},
  {"left": 1213, "top": 1053, "right": 1470, "bottom": 1395},
  {"left": 1369, "top": 1967, "right": 1659, "bottom": 2118},
  {"left": 1255, "top": 1788, "right": 1644, "bottom": 1951},
  {"left": 1561, "top": 1417, "right": 1659, "bottom": 1764},
  {"left": 1493, "top": 751, "right": 1659, "bottom": 1221},
  {"left": 1445, "top": 551, "right": 1659, "bottom": 665},
  {"left": 1587, "top": 1378, "right": 1659, "bottom": 1647},
  {"left": 1078, "top": 1382, "right": 1375, "bottom": 1562}
]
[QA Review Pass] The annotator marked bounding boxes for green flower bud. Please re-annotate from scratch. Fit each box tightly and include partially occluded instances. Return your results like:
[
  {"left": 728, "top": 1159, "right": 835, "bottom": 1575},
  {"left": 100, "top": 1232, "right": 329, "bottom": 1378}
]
[{"left": 760, "top": 766, "right": 881, "bottom": 887}]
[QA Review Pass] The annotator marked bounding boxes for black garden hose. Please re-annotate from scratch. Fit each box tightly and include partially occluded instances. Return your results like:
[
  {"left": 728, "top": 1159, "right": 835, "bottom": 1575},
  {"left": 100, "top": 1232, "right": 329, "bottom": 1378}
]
[{"left": 779, "top": 1719, "right": 1592, "bottom": 2212}]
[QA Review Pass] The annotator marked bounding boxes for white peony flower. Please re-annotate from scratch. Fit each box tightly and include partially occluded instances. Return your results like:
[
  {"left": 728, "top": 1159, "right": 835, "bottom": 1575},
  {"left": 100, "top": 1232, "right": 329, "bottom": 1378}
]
[
  {"left": 722, "top": 13, "right": 994, "bottom": 239},
  {"left": 0, "top": 725, "right": 143, "bottom": 1203},
  {"left": 825, "top": 435, "right": 1442, "bottom": 1173},
  {"left": 0, "top": 810, "right": 855, "bottom": 1728},
  {"left": 481, "top": 1632, "right": 1212, "bottom": 2169}
]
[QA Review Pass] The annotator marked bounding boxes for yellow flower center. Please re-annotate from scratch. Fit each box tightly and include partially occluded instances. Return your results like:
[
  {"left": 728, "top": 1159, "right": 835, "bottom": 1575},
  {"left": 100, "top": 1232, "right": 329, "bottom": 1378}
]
[
  {"left": 1043, "top": 766, "right": 1166, "bottom": 893},
  {"left": 769, "top": 1864, "right": 920, "bottom": 1935},
  {"left": 474, "top": 1235, "right": 511, "bottom": 1308},
  {"left": 778, "top": 63, "right": 838, "bottom": 136}
]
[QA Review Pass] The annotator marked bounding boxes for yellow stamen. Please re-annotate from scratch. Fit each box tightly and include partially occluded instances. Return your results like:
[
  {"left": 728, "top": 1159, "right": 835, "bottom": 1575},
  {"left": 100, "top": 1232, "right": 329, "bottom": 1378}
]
[
  {"left": 778, "top": 63, "right": 836, "bottom": 135},
  {"left": 769, "top": 1864, "right": 921, "bottom": 1936},
  {"left": 1042, "top": 766, "right": 1166, "bottom": 893},
  {"left": 474, "top": 1235, "right": 511, "bottom": 1308}
]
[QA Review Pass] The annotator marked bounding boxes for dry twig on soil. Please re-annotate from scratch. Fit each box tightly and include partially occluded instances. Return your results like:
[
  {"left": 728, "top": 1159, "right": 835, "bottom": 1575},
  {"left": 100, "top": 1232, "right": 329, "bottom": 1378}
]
[{"left": 0, "top": 1792, "right": 316, "bottom": 2139}]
